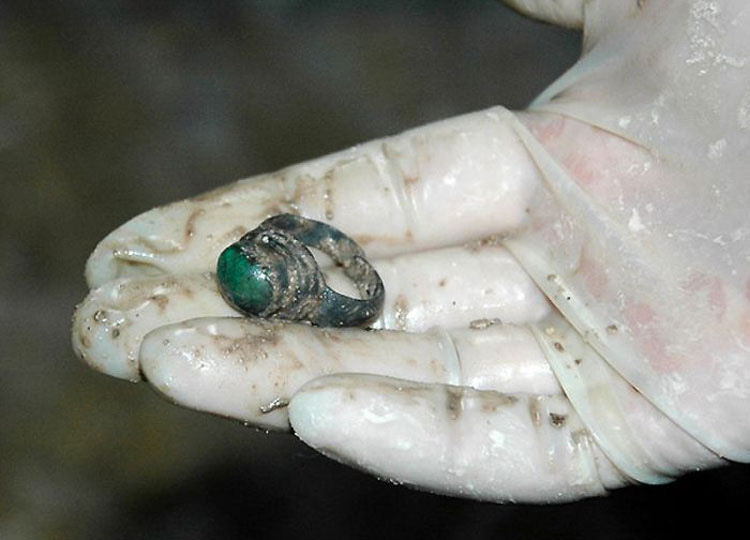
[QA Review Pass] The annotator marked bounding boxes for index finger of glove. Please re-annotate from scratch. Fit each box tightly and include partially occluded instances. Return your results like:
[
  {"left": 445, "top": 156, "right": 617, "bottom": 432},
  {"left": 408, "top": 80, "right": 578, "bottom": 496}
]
[{"left": 85, "top": 107, "right": 539, "bottom": 287}]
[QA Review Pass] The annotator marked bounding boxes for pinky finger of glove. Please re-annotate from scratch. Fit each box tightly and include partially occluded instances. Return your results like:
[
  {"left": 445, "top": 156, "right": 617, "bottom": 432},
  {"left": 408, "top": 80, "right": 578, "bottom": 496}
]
[{"left": 288, "top": 373, "right": 626, "bottom": 503}]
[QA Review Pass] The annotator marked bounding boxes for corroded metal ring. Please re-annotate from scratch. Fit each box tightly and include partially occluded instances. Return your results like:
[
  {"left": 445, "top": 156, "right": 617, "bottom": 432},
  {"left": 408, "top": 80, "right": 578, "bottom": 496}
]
[{"left": 217, "top": 214, "right": 384, "bottom": 327}]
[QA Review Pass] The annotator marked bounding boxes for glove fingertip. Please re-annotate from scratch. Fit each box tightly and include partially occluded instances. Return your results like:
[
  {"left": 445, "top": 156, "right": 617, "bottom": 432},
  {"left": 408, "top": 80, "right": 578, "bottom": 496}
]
[{"left": 288, "top": 376, "right": 348, "bottom": 449}]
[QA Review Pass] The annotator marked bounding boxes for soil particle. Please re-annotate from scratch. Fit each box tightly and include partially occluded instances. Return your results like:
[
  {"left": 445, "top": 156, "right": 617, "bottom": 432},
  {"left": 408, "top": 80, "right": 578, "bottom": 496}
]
[
  {"left": 149, "top": 294, "right": 169, "bottom": 312},
  {"left": 445, "top": 386, "right": 464, "bottom": 421},
  {"left": 469, "top": 318, "right": 502, "bottom": 330},
  {"left": 392, "top": 294, "right": 409, "bottom": 330},
  {"left": 212, "top": 321, "right": 284, "bottom": 363},
  {"left": 549, "top": 412, "right": 567, "bottom": 428},
  {"left": 464, "top": 234, "right": 505, "bottom": 252},
  {"left": 259, "top": 396, "right": 289, "bottom": 414}
]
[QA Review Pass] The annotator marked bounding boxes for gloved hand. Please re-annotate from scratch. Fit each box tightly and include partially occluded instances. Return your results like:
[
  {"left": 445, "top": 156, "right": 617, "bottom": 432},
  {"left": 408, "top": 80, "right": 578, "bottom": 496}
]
[{"left": 72, "top": 0, "right": 750, "bottom": 503}]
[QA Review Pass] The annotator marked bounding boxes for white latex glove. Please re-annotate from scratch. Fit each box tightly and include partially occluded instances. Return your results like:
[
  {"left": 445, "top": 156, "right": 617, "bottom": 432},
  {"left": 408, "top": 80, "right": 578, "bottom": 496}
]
[{"left": 72, "top": 0, "right": 750, "bottom": 503}]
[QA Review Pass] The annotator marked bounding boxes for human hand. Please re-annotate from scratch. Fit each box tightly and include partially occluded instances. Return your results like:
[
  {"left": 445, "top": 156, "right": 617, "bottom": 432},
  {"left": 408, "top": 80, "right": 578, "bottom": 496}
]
[{"left": 72, "top": 0, "right": 750, "bottom": 503}]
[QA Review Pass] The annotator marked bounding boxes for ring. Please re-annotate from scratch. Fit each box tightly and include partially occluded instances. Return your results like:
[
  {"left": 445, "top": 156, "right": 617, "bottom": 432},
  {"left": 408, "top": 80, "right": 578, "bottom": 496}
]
[{"left": 216, "top": 214, "right": 385, "bottom": 327}]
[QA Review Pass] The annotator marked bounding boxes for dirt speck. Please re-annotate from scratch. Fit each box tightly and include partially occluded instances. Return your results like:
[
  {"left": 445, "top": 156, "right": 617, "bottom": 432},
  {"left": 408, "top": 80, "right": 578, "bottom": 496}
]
[
  {"left": 212, "top": 320, "right": 284, "bottom": 363},
  {"left": 529, "top": 398, "right": 543, "bottom": 427},
  {"left": 392, "top": 294, "right": 409, "bottom": 330},
  {"left": 285, "top": 353, "right": 304, "bottom": 371},
  {"left": 259, "top": 396, "right": 289, "bottom": 414},
  {"left": 553, "top": 341, "right": 565, "bottom": 352},
  {"left": 465, "top": 234, "right": 505, "bottom": 252},
  {"left": 469, "top": 318, "right": 502, "bottom": 330},
  {"left": 445, "top": 386, "right": 463, "bottom": 421},
  {"left": 149, "top": 294, "right": 169, "bottom": 312},
  {"left": 323, "top": 171, "right": 335, "bottom": 220},
  {"left": 428, "top": 358, "right": 441, "bottom": 375},
  {"left": 606, "top": 324, "right": 618, "bottom": 334},
  {"left": 549, "top": 413, "right": 567, "bottom": 428},
  {"left": 185, "top": 208, "right": 206, "bottom": 239},
  {"left": 480, "top": 393, "right": 518, "bottom": 412}
]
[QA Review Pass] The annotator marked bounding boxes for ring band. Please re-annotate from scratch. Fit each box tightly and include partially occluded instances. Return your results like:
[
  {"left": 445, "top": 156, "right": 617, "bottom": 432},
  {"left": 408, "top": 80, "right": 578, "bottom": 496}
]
[{"left": 217, "top": 214, "right": 384, "bottom": 327}]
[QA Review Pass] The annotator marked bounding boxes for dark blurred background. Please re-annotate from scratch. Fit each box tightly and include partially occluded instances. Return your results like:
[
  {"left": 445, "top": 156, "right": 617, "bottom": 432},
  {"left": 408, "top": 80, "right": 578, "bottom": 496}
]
[{"left": 2, "top": 1, "right": 749, "bottom": 538}]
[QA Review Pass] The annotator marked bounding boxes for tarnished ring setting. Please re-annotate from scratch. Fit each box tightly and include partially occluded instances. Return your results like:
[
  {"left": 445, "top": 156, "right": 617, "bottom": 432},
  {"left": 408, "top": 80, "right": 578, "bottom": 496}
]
[{"left": 216, "top": 214, "right": 384, "bottom": 327}]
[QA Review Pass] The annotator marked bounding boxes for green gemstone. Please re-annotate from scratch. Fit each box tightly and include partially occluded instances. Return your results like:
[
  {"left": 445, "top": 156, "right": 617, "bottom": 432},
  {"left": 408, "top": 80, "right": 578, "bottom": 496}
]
[{"left": 217, "top": 244, "right": 273, "bottom": 315}]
